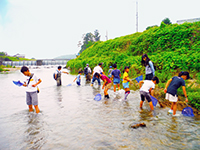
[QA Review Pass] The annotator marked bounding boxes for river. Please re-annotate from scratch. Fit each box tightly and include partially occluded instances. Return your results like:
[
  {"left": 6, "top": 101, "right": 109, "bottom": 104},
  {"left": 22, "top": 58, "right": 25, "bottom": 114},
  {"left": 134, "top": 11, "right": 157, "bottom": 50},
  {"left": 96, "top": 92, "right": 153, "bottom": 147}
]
[{"left": 0, "top": 66, "right": 200, "bottom": 150}]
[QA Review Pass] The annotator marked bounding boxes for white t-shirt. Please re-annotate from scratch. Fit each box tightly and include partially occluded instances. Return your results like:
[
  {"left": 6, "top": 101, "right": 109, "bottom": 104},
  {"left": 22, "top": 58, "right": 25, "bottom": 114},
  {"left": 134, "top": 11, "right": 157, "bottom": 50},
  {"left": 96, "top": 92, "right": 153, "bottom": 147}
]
[
  {"left": 140, "top": 80, "right": 155, "bottom": 93},
  {"left": 93, "top": 65, "right": 103, "bottom": 75},
  {"left": 24, "top": 74, "right": 40, "bottom": 92}
]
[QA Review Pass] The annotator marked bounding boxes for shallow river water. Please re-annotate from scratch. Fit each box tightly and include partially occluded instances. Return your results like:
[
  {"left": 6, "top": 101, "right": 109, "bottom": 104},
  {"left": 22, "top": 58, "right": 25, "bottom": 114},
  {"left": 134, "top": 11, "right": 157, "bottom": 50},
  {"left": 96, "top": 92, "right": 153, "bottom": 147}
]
[{"left": 0, "top": 66, "right": 200, "bottom": 150}]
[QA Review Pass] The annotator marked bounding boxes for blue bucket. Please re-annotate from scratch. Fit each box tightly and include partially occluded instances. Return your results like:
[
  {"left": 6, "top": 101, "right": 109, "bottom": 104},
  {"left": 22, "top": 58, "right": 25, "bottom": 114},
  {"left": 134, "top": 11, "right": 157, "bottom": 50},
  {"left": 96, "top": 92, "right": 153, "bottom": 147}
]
[
  {"left": 135, "top": 75, "right": 143, "bottom": 83},
  {"left": 182, "top": 107, "right": 194, "bottom": 117},
  {"left": 94, "top": 94, "right": 101, "bottom": 101},
  {"left": 150, "top": 95, "right": 158, "bottom": 107}
]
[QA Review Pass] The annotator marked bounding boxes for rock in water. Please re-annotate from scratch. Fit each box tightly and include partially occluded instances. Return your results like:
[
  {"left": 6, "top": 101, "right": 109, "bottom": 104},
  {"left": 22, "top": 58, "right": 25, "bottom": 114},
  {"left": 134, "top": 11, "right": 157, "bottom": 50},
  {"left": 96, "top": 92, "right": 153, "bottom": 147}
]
[{"left": 130, "top": 122, "right": 146, "bottom": 129}]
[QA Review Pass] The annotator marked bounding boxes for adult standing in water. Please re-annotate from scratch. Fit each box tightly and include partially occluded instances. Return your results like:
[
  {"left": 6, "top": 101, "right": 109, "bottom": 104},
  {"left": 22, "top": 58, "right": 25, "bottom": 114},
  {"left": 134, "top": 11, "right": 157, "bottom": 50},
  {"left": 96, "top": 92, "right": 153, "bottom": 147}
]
[
  {"left": 84, "top": 64, "right": 92, "bottom": 82},
  {"left": 54, "top": 66, "right": 69, "bottom": 86},
  {"left": 91, "top": 63, "right": 105, "bottom": 86},
  {"left": 141, "top": 54, "right": 155, "bottom": 80}
]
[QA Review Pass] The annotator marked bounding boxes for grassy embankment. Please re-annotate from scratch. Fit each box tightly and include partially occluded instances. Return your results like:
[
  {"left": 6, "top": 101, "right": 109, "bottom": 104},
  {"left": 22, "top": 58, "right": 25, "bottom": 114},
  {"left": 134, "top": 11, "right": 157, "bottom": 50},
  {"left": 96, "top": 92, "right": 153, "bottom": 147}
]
[
  {"left": 0, "top": 56, "right": 34, "bottom": 72},
  {"left": 67, "top": 21, "right": 200, "bottom": 112}
]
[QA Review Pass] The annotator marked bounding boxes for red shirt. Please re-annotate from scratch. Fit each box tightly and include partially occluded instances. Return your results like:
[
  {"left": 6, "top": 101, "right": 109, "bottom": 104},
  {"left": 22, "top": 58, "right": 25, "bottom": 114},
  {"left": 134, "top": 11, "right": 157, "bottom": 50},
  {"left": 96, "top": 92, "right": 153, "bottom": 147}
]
[{"left": 100, "top": 75, "right": 111, "bottom": 85}]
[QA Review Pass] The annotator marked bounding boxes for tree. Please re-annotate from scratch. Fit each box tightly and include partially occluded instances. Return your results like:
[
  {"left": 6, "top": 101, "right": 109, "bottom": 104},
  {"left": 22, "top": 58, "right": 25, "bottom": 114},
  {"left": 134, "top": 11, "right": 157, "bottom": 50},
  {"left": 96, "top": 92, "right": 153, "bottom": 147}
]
[
  {"left": 78, "top": 30, "right": 101, "bottom": 54},
  {"left": 94, "top": 29, "right": 101, "bottom": 41},
  {"left": 146, "top": 25, "right": 158, "bottom": 30},
  {"left": 162, "top": 18, "right": 172, "bottom": 25}
]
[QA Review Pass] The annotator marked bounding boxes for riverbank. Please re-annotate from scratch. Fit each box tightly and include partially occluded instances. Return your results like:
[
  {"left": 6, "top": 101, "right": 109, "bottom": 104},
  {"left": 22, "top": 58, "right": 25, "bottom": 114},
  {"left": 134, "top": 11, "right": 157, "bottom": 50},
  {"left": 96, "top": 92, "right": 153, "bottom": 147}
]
[
  {"left": 0, "top": 65, "right": 20, "bottom": 72},
  {"left": 67, "top": 21, "right": 200, "bottom": 111}
]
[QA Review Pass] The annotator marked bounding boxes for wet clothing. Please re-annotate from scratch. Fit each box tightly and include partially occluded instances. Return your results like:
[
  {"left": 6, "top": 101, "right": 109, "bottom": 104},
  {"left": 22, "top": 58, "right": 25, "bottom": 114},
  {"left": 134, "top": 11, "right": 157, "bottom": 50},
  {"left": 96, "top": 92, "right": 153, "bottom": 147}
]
[
  {"left": 145, "top": 61, "right": 155, "bottom": 80},
  {"left": 167, "top": 76, "right": 185, "bottom": 97}
]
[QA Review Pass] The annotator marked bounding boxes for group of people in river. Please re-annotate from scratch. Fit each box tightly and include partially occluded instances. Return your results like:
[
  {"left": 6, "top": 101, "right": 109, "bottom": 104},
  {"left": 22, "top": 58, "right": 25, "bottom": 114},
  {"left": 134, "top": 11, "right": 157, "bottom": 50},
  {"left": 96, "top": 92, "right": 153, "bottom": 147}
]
[{"left": 19, "top": 54, "right": 190, "bottom": 117}]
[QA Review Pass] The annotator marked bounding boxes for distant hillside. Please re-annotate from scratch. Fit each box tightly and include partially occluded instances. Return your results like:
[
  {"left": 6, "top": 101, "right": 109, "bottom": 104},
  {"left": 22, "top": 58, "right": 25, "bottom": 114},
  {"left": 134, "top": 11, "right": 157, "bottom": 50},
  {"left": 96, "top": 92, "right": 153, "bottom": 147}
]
[{"left": 54, "top": 54, "right": 76, "bottom": 59}]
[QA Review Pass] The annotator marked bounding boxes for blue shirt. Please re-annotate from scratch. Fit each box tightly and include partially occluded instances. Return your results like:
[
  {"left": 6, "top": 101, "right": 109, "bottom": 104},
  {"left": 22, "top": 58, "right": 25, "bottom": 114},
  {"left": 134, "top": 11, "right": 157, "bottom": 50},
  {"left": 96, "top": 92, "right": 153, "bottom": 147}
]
[
  {"left": 167, "top": 76, "right": 185, "bottom": 96},
  {"left": 76, "top": 74, "right": 81, "bottom": 82},
  {"left": 111, "top": 69, "right": 121, "bottom": 79}
]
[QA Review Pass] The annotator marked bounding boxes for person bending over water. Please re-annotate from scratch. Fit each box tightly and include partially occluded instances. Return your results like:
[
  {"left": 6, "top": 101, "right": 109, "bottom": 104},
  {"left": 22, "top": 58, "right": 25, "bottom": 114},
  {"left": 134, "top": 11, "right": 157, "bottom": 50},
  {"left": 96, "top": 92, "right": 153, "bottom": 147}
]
[{"left": 164, "top": 71, "right": 190, "bottom": 116}]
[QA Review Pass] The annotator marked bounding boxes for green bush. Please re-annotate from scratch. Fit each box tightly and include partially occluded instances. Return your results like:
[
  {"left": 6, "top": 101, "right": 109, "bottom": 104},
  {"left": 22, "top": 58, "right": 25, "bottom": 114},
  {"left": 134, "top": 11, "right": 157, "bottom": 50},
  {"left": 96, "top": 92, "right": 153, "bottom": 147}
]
[{"left": 67, "top": 21, "right": 200, "bottom": 110}]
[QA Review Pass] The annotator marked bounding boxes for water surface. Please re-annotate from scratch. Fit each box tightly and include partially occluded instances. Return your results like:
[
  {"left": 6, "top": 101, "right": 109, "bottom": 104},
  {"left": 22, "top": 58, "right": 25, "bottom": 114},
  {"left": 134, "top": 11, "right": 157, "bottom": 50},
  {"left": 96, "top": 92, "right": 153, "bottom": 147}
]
[{"left": 0, "top": 67, "right": 200, "bottom": 149}]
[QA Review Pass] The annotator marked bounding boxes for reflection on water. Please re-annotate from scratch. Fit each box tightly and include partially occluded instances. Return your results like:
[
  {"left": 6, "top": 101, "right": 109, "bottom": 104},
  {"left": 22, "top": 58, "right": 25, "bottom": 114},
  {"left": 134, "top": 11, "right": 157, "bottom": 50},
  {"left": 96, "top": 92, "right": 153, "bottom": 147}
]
[{"left": 0, "top": 67, "right": 200, "bottom": 149}]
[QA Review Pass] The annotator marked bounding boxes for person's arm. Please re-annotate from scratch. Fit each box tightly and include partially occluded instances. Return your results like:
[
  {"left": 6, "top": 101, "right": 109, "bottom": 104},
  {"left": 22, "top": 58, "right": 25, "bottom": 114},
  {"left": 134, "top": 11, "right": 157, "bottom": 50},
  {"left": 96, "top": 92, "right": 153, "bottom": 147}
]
[
  {"left": 139, "top": 80, "right": 144, "bottom": 89},
  {"left": 102, "top": 72, "right": 105, "bottom": 75},
  {"left": 149, "top": 61, "right": 155, "bottom": 76},
  {"left": 62, "top": 71, "right": 69, "bottom": 74},
  {"left": 149, "top": 88, "right": 154, "bottom": 96},
  {"left": 32, "top": 79, "right": 42, "bottom": 87},
  {"left": 73, "top": 77, "right": 77, "bottom": 82},
  {"left": 23, "top": 82, "right": 27, "bottom": 87},
  {"left": 182, "top": 86, "right": 188, "bottom": 102},
  {"left": 164, "top": 78, "right": 172, "bottom": 93},
  {"left": 102, "top": 79, "right": 106, "bottom": 89}
]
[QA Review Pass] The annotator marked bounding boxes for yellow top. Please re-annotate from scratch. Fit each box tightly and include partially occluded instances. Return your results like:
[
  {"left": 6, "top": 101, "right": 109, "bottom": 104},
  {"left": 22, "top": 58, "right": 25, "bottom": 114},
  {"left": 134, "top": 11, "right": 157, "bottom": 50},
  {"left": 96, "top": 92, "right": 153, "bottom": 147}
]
[{"left": 123, "top": 71, "right": 130, "bottom": 83}]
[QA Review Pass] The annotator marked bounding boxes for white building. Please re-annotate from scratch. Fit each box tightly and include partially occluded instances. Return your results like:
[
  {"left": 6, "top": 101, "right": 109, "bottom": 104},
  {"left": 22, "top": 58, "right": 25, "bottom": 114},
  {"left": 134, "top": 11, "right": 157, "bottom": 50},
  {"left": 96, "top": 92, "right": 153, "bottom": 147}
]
[
  {"left": 177, "top": 18, "right": 200, "bottom": 24},
  {"left": 13, "top": 53, "right": 25, "bottom": 58}
]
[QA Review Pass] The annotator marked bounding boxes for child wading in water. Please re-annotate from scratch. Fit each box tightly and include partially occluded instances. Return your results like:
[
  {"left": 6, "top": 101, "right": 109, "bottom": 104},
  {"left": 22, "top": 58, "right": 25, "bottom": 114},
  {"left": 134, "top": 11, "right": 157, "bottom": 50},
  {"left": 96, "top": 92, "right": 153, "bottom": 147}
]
[
  {"left": 139, "top": 77, "right": 159, "bottom": 111},
  {"left": 108, "top": 66, "right": 113, "bottom": 78},
  {"left": 122, "top": 66, "right": 133, "bottom": 101},
  {"left": 164, "top": 71, "right": 190, "bottom": 116},
  {"left": 73, "top": 71, "right": 82, "bottom": 86},
  {"left": 21, "top": 66, "right": 42, "bottom": 113},
  {"left": 94, "top": 72, "right": 112, "bottom": 99},
  {"left": 111, "top": 64, "right": 121, "bottom": 92}
]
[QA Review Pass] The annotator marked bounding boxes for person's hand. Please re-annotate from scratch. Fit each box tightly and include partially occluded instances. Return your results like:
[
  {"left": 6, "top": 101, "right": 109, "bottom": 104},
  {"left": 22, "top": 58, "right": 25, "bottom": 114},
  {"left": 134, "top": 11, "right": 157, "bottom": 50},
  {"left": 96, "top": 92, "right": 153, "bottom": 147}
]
[
  {"left": 185, "top": 98, "right": 188, "bottom": 102},
  {"left": 32, "top": 84, "right": 37, "bottom": 87},
  {"left": 102, "top": 86, "right": 104, "bottom": 89},
  {"left": 164, "top": 88, "right": 167, "bottom": 93}
]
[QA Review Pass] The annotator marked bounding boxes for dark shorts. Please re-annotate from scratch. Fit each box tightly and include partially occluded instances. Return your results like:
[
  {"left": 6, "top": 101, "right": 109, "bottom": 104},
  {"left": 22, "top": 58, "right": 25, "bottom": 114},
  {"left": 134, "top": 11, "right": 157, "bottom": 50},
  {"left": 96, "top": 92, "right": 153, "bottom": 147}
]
[
  {"left": 76, "top": 81, "right": 81, "bottom": 86},
  {"left": 140, "top": 91, "right": 152, "bottom": 102},
  {"left": 26, "top": 91, "right": 38, "bottom": 105},
  {"left": 145, "top": 73, "right": 153, "bottom": 80}
]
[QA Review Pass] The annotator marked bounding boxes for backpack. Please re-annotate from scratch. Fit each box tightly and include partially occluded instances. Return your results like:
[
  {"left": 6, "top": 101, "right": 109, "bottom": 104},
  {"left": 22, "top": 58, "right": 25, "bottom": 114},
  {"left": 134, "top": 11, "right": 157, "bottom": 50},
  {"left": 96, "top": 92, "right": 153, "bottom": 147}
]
[
  {"left": 84, "top": 67, "right": 88, "bottom": 75},
  {"left": 53, "top": 70, "right": 58, "bottom": 80}
]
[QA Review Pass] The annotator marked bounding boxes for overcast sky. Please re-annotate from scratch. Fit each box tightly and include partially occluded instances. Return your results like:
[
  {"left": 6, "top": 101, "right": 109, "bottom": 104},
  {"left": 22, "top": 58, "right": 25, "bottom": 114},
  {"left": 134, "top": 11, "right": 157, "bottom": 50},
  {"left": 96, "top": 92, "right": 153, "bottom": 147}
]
[{"left": 0, "top": 0, "right": 199, "bottom": 59}]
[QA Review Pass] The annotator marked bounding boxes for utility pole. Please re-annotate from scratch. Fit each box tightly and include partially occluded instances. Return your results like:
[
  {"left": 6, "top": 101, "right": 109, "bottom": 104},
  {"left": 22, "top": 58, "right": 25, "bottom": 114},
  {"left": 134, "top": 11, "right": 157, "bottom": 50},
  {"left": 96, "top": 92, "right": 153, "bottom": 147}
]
[
  {"left": 105, "top": 30, "right": 108, "bottom": 40},
  {"left": 136, "top": 1, "right": 138, "bottom": 32}
]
